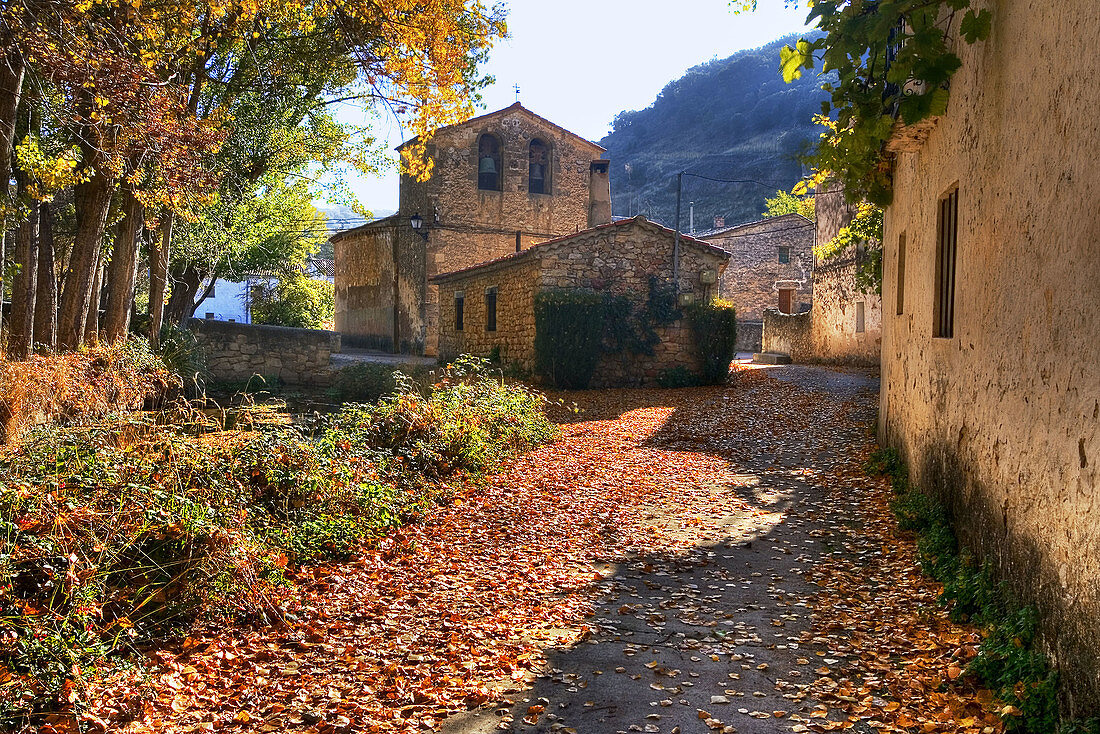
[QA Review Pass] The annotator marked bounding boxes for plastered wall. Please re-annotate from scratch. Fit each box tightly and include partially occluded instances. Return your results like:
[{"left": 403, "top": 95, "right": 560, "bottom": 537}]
[{"left": 879, "top": 0, "right": 1100, "bottom": 712}]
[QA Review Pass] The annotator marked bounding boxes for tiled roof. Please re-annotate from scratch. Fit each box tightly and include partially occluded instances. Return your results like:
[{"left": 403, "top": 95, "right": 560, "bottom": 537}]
[
  {"left": 694, "top": 212, "right": 813, "bottom": 239},
  {"left": 430, "top": 215, "right": 729, "bottom": 284}
]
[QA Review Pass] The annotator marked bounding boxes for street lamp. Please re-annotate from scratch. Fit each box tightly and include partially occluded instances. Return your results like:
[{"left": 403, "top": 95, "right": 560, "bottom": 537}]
[{"left": 409, "top": 212, "right": 428, "bottom": 240}]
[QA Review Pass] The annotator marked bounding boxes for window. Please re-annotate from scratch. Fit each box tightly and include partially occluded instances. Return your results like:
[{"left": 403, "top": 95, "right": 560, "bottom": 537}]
[
  {"left": 529, "top": 139, "right": 549, "bottom": 194},
  {"left": 778, "top": 246, "right": 791, "bottom": 264},
  {"left": 477, "top": 134, "right": 502, "bottom": 191},
  {"left": 934, "top": 188, "right": 959, "bottom": 338},
  {"left": 485, "top": 287, "right": 497, "bottom": 332},
  {"left": 855, "top": 301, "right": 866, "bottom": 333},
  {"left": 204, "top": 312, "right": 215, "bottom": 319},
  {"left": 454, "top": 291, "right": 465, "bottom": 331},
  {"left": 896, "top": 232, "right": 906, "bottom": 315}
]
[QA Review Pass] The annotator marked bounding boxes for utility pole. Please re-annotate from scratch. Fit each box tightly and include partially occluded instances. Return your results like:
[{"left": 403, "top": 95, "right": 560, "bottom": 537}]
[
  {"left": 689, "top": 202, "right": 695, "bottom": 234},
  {"left": 673, "top": 172, "right": 682, "bottom": 288}
]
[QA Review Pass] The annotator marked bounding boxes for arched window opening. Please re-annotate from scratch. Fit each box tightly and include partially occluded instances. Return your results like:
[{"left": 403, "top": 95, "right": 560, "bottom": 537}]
[
  {"left": 529, "top": 139, "right": 549, "bottom": 194},
  {"left": 478, "top": 134, "right": 502, "bottom": 191}
]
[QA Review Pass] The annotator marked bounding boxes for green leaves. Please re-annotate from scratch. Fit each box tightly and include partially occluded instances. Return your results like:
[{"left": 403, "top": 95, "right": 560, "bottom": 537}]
[
  {"left": 773, "top": 0, "right": 993, "bottom": 204},
  {"left": 780, "top": 39, "right": 816, "bottom": 83},
  {"left": 960, "top": 8, "right": 992, "bottom": 43}
]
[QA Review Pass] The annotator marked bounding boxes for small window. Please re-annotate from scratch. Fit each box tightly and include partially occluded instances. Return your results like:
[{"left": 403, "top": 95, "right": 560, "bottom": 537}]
[
  {"left": 855, "top": 301, "right": 866, "bottom": 333},
  {"left": 896, "top": 232, "right": 907, "bottom": 315},
  {"left": 778, "top": 246, "right": 791, "bottom": 264},
  {"left": 529, "top": 139, "right": 549, "bottom": 194},
  {"left": 477, "top": 134, "right": 502, "bottom": 191},
  {"left": 485, "top": 287, "right": 497, "bottom": 332},
  {"left": 205, "top": 312, "right": 215, "bottom": 320},
  {"left": 454, "top": 291, "right": 465, "bottom": 331},
  {"left": 934, "top": 188, "right": 959, "bottom": 338}
]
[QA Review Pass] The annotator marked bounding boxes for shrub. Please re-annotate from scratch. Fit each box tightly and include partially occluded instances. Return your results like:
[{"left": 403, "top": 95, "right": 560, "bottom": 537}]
[
  {"left": 687, "top": 298, "right": 738, "bottom": 385},
  {"left": 250, "top": 274, "right": 334, "bottom": 330},
  {"left": 534, "top": 289, "right": 606, "bottom": 389},
  {"left": 0, "top": 339, "right": 175, "bottom": 444},
  {"left": 329, "top": 362, "right": 433, "bottom": 403},
  {"left": 0, "top": 355, "right": 556, "bottom": 725}
]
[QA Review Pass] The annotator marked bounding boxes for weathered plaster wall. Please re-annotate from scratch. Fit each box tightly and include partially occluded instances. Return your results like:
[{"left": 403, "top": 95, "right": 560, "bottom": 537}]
[
  {"left": 435, "top": 218, "right": 729, "bottom": 386},
  {"left": 333, "top": 221, "right": 396, "bottom": 351},
  {"left": 189, "top": 319, "right": 339, "bottom": 387},
  {"left": 761, "top": 309, "right": 812, "bottom": 360},
  {"left": 879, "top": 0, "right": 1100, "bottom": 712}
]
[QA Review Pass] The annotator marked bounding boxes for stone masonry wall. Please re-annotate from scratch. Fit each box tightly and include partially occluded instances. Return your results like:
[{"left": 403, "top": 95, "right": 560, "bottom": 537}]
[
  {"left": 810, "top": 186, "right": 882, "bottom": 364},
  {"left": 435, "top": 218, "right": 730, "bottom": 386},
  {"left": 701, "top": 214, "right": 812, "bottom": 355},
  {"left": 189, "top": 319, "right": 340, "bottom": 387},
  {"left": 879, "top": 0, "right": 1100, "bottom": 712},
  {"left": 334, "top": 221, "right": 397, "bottom": 351},
  {"left": 402, "top": 106, "right": 607, "bottom": 356}
]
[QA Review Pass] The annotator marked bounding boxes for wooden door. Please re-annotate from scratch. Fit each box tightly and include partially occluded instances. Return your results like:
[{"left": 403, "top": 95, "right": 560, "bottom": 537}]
[{"left": 778, "top": 288, "right": 793, "bottom": 314}]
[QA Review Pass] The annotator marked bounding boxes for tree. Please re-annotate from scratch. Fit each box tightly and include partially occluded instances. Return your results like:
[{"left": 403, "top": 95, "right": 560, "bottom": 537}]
[
  {"left": 249, "top": 275, "right": 334, "bottom": 330},
  {"left": 733, "top": 0, "right": 991, "bottom": 206},
  {"left": 762, "top": 189, "right": 814, "bottom": 220}
]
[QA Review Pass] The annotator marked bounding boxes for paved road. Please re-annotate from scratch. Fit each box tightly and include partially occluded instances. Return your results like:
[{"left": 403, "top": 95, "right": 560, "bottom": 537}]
[{"left": 445, "top": 365, "right": 880, "bottom": 734}]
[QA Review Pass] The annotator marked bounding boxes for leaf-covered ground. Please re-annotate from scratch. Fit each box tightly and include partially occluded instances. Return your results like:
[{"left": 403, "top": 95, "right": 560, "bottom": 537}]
[{"left": 100, "top": 365, "right": 1005, "bottom": 734}]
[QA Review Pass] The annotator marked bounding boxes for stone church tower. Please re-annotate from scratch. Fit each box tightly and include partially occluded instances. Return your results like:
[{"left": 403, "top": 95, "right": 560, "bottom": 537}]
[{"left": 332, "top": 103, "right": 611, "bottom": 355}]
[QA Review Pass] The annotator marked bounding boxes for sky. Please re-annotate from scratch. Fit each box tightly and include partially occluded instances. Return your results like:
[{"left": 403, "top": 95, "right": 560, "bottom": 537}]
[{"left": 335, "top": 0, "right": 813, "bottom": 215}]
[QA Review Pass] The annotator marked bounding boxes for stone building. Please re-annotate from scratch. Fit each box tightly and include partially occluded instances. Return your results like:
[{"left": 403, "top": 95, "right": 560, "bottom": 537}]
[
  {"left": 759, "top": 185, "right": 882, "bottom": 365},
  {"left": 878, "top": 0, "right": 1100, "bottom": 712},
  {"left": 431, "top": 216, "right": 729, "bottom": 386},
  {"left": 696, "top": 213, "right": 814, "bottom": 351},
  {"left": 332, "top": 103, "right": 611, "bottom": 355}
]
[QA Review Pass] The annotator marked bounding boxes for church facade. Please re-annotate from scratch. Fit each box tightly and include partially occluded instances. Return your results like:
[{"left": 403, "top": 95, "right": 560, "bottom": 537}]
[{"left": 332, "top": 103, "right": 611, "bottom": 354}]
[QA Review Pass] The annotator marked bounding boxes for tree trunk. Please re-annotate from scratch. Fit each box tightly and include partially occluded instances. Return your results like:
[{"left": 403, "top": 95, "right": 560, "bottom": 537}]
[
  {"left": 83, "top": 247, "right": 105, "bottom": 344},
  {"left": 163, "top": 263, "right": 203, "bottom": 326},
  {"left": 0, "top": 47, "right": 25, "bottom": 209},
  {"left": 57, "top": 168, "right": 113, "bottom": 350},
  {"left": 148, "top": 211, "right": 172, "bottom": 349},
  {"left": 102, "top": 188, "right": 143, "bottom": 342},
  {"left": 8, "top": 196, "right": 38, "bottom": 359},
  {"left": 33, "top": 201, "right": 56, "bottom": 351}
]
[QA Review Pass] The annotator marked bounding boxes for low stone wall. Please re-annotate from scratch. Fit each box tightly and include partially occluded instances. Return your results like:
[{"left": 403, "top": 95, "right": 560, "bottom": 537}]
[
  {"left": 761, "top": 308, "right": 812, "bottom": 360},
  {"left": 736, "top": 320, "right": 763, "bottom": 353},
  {"left": 188, "top": 319, "right": 340, "bottom": 387}
]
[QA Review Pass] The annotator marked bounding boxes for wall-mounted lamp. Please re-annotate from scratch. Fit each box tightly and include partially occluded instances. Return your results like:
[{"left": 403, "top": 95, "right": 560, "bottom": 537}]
[{"left": 409, "top": 212, "right": 428, "bottom": 241}]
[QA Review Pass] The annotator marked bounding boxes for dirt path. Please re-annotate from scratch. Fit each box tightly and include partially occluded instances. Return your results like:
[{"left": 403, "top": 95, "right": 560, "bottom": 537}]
[{"left": 119, "top": 366, "right": 1004, "bottom": 734}]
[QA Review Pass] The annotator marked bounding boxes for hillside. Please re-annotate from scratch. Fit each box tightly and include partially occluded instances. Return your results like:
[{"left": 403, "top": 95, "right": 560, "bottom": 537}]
[{"left": 599, "top": 34, "right": 827, "bottom": 229}]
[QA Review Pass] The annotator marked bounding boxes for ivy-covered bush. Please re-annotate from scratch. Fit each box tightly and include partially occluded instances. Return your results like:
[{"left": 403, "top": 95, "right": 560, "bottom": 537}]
[
  {"left": 0, "top": 356, "right": 555, "bottom": 726},
  {"left": 534, "top": 289, "right": 606, "bottom": 389},
  {"left": 687, "top": 299, "right": 738, "bottom": 385}
]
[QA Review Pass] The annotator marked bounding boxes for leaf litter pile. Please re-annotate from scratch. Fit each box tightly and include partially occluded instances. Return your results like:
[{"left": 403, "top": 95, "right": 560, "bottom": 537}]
[{"left": 106, "top": 366, "right": 1006, "bottom": 734}]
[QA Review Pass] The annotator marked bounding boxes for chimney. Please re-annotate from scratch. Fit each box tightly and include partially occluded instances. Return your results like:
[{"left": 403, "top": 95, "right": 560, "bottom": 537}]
[
  {"left": 588, "top": 160, "right": 611, "bottom": 227},
  {"left": 713, "top": 215, "right": 725, "bottom": 229}
]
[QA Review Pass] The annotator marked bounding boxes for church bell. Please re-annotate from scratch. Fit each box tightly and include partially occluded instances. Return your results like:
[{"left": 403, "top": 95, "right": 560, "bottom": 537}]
[{"left": 479, "top": 156, "right": 497, "bottom": 175}]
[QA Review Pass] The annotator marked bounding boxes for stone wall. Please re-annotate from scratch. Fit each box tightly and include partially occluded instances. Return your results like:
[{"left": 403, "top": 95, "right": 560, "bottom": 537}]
[
  {"left": 189, "top": 319, "right": 340, "bottom": 386},
  {"left": 761, "top": 309, "right": 812, "bottom": 360},
  {"left": 879, "top": 0, "right": 1100, "bottom": 712},
  {"left": 435, "top": 217, "right": 730, "bottom": 386}
]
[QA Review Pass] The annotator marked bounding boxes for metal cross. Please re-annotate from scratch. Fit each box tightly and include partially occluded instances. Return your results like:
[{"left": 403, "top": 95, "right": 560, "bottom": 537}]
[{"left": 513, "top": 83, "right": 521, "bottom": 102}]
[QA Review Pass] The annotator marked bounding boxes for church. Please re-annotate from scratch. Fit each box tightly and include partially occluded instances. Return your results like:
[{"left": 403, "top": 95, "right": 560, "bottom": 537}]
[{"left": 331, "top": 103, "right": 612, "bottom": 355}]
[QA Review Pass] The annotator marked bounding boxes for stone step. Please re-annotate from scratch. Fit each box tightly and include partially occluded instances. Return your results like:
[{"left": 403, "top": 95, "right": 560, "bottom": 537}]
[{"left": 752, "top": 351, "right": 792, "bottom": 365}]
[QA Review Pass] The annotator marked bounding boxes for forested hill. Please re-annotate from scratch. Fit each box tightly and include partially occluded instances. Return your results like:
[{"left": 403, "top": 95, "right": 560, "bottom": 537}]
[{"left": 599, "top": 33, "right": 827, "bottom": 229}]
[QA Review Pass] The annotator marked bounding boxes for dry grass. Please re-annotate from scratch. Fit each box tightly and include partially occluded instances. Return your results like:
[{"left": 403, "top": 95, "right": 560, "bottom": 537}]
[{"left": 0, "top": 339, "right": 175, "bottom": 444}]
